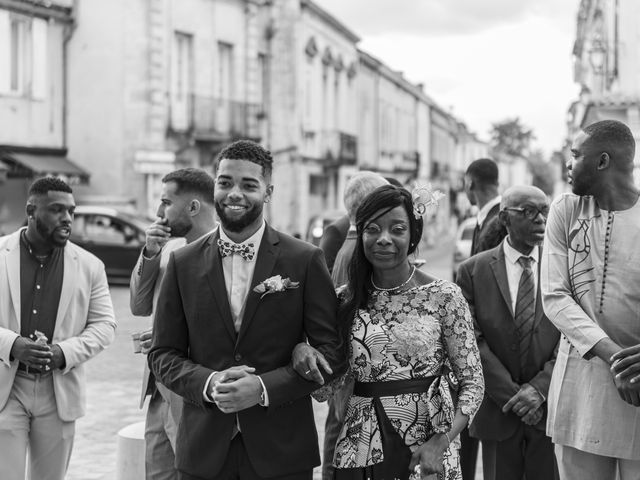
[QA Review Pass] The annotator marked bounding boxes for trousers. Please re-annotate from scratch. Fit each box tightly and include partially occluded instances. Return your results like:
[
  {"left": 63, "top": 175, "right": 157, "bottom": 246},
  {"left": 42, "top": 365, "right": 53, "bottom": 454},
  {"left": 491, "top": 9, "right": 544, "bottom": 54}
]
[{"left": 0, "top": 371, "right": 75, "bottom": 480}]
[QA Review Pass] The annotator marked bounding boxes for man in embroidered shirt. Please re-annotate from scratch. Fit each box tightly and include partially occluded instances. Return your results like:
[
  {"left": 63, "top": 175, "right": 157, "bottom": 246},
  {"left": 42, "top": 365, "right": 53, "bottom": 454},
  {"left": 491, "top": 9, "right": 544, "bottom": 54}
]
[
  {"left": 0, "top": 177, "right": 116, "bottom": 480},
  {"left": 542, "top": 119, "right": 640, "bottom": 479},
  {"left": 130, "top": 168, "right": 217, "bottom": 479},
  {"left": 148, "top": 140, "right": 345, "bottom": 480},
  {"left": 457, "top": 185, "right": 559, "bottom": 480}
]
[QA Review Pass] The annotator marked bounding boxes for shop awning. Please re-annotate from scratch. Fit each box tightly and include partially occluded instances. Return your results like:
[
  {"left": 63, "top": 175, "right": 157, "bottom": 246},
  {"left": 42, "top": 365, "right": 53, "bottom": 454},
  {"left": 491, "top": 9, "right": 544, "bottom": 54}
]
[{"left": 0, "top": 152, "right": 90, "bottom": 184}]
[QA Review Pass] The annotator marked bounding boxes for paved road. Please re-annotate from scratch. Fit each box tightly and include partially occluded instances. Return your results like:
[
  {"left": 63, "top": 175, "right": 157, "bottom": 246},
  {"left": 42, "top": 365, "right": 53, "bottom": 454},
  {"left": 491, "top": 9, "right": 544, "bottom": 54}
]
[{"left": 65, "top": 234, "right": 468, "bottom": 479}]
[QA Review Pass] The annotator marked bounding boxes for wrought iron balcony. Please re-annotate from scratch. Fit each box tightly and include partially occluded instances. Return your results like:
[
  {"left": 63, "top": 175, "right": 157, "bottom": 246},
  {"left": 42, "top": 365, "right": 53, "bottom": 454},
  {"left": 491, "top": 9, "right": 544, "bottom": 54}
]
[{"left": 169, "top": 95, "right": 263, "bottom": 141}]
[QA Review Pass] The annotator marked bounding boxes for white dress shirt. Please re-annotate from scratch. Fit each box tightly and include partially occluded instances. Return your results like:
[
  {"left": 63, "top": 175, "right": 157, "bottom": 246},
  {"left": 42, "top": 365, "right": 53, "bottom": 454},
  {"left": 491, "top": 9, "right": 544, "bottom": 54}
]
[
  {"left": 503, "top": 236, "right": 538, "bottom": 314},
  {"left": 477, "top": 195, "right": 502, "bottom": 227},
  {"left": 219, "top": 222, "right": 266, "bottom": 331},
  {"left": 204, "top": 221, "right": 269, "bottom": 407}
]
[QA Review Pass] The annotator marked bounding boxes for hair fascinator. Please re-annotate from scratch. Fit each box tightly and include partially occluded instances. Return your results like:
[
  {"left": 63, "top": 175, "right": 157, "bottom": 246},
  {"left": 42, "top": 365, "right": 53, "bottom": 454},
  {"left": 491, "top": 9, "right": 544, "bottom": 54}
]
[{"left": 411, "top": 184, "right": 445, "bottom": 219}]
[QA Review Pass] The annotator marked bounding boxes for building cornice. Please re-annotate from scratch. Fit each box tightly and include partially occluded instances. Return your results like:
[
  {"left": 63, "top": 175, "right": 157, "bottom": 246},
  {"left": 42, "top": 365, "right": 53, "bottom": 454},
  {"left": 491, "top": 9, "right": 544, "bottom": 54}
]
[
  {"left": 300, "top": 0, "right": 360, "bottom": 43},
  {"left": 0, "top": 0, "right": 72, "bottom": 22}
]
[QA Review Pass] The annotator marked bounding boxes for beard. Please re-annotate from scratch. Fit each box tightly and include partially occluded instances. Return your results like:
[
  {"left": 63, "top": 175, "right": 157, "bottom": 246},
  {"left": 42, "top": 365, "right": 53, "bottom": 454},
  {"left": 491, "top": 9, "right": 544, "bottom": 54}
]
[
  {"left": 168, "top": 216, "right": 192, "bottom": 238},
  {"left": 570, "top": 175, "right": 591, "bottom": 196},
  {"left": 35, "top": 217, "right": 68, "bottom": 248},
  {"left": 215, "top": 201, "right": 263, "bottom": 233}
]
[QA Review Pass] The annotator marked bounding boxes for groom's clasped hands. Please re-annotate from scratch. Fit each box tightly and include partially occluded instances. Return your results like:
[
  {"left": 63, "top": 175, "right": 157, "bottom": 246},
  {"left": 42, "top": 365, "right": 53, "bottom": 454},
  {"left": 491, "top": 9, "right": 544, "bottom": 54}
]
[{"left": 208, "top": 365, "right": 263, "bottom": 413}]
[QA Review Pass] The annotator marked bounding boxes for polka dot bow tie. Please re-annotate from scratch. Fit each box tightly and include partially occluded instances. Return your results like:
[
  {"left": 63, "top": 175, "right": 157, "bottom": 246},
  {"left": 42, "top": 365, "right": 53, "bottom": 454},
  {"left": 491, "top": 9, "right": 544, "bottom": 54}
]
[{"left": 217, "top": 239, "right": 256, "bottom": 261}]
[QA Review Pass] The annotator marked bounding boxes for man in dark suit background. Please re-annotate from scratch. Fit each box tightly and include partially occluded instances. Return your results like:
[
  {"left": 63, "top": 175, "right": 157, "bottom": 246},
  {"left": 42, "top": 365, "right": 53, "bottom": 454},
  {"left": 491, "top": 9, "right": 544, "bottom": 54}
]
[
  {"left": 148, "top": 140, "right": 345, "bottom": 480},
  {"left": 456, "top": 185, "right": 559, "bottom": 480},
  {"left": 459, "top": 157, "right": 502, "bottom": 479},
  {"left": 464, "top": 158, "right": 503, "bottom": 256}
]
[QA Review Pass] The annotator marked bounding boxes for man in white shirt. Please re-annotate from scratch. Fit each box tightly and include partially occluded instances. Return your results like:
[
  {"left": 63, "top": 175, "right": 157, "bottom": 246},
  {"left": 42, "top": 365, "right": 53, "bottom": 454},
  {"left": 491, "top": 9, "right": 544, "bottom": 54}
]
[
  {"left": 130, "top": 168, "right": 217, "bottom": 480},
  {"left": 148, "top": 140, "right": 345, "bottom": 480},
  {"left": 457, "top": 185, "right": 560, "bottom": 480}
]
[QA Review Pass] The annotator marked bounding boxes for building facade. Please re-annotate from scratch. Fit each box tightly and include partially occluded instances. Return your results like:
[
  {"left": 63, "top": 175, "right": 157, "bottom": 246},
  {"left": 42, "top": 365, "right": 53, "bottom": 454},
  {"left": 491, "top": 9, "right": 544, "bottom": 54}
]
[
  {"left": 568, "top": 0, "right": 640, "bottom": 180},
  {"left": 67, "top": 0, "right": 266, "bottom": 212},
  {"left": 0, "top": 0, "right": 87, "bottom": 233}
]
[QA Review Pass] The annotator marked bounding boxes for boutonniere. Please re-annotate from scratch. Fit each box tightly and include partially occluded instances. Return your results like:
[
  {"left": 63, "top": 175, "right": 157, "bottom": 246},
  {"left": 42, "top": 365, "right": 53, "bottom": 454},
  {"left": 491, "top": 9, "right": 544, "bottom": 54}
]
[{"left": 253, "top": 275, "right": 299, "bottom": 298}]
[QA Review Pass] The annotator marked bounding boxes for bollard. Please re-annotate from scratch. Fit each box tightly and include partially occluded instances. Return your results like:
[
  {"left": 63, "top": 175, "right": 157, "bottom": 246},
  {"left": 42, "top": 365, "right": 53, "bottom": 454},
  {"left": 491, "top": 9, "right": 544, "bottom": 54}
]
[{"left": 116, "top": 421, "right": 146, "bottom": 480}]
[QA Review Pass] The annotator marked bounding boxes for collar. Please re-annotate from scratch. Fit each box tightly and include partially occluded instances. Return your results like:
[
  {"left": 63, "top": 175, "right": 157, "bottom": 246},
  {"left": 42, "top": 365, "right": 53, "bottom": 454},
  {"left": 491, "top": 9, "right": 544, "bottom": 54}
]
[
  {"left": 503, "top": 236, "right": 538, "bottom": 266},
  {"left": 477, "top": 195, "right": 502, "bottom": 226},
  {"left": 219, "top": 221, "right": 266, "bottom": 261}
]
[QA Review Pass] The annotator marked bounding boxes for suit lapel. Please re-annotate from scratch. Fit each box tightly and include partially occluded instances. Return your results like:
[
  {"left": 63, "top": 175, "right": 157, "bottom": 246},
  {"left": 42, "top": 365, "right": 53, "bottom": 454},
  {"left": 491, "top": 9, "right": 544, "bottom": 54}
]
[
  {"left": 54, "top": 245, "right": 77, "bottom": 336},
  {"left": 490, "top": 243, "right": 514, "bottom": 317},
  {"left": 236, "top": 226, "right": 279, "bottom": 345},
  {"left": 205, "top": 231, "right": 237, "bottom": 341}
]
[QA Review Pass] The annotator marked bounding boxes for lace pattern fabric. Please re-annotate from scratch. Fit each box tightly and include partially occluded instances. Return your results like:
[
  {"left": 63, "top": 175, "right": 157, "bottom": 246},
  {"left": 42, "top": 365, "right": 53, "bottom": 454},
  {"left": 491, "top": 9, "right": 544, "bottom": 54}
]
[{"left": 332, "top": 280, "right": 484, "bottom": 478}]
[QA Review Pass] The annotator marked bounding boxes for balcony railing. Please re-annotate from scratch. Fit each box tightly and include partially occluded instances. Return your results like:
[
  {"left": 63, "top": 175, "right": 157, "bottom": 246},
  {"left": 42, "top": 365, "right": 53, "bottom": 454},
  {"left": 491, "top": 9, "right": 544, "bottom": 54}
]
[
  {"left": 314, "top": 130, "right": 357, "bottom": 165},
  {"left": 169, "top": 95, "right": 263, "bottom": 140}
]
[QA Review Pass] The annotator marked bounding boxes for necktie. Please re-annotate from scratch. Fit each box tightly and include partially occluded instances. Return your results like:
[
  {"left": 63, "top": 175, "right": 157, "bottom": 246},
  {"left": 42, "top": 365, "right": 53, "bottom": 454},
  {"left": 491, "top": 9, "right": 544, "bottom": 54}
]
[
  {"left": 217, "top": 239, "right": 255, "bottom": 261},
  {"left": 515, "top": 256, "right": 535, "bottom": 372}
]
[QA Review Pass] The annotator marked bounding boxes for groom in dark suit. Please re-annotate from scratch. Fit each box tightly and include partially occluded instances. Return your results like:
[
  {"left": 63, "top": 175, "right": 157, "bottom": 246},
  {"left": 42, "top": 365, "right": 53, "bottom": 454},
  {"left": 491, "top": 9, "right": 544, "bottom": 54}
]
[
  {"left": 456, "top": 185, "right": 559, "bottom": 480},
  {"left": 148, "top": 140, "right": 345, "bottom": 480}
]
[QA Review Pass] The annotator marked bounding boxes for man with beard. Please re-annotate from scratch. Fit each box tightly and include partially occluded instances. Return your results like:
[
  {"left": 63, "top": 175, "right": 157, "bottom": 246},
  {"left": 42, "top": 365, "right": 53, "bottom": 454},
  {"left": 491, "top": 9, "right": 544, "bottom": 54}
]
[
  {"left": 130, "top": 167, "right": 217, "bottom": 479},
  {"left": 148, "top": 140, "right": 345, "bottom": 480},
  {"left": 457, "top": 186, "right": 559, "bottom": 480},
  {"left": 0, "top": 177, "right": 116, "bottom": 480},
  {"left": 541, "top": 119, "right": 640, "bottom": 479}
]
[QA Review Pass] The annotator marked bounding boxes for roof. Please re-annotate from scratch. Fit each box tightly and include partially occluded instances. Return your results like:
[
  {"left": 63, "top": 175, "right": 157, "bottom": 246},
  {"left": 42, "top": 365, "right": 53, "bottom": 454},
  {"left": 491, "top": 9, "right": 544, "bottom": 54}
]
[{"left": 300, "top": 0, "right": 360, "bottom": 43}]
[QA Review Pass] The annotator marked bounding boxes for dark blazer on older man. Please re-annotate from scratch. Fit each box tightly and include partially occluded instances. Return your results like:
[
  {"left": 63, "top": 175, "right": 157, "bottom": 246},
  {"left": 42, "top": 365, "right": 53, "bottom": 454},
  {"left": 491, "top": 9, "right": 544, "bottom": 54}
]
[
  {"left": 148, "top": 224, "right": 345, "bottom": 479},
  {"left": 456, "top": 241, "right": 559, "bottom": 441}
]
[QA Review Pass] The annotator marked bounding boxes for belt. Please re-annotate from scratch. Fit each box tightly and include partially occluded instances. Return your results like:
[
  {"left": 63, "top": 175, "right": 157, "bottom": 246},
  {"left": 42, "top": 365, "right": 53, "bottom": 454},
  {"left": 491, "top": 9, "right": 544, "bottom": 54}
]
[
  {"left": 353, "top": 377, "right": 437, "bottom": 397},
  {"left": 17, "top": 363, "right": 52, "bottom": 376}
]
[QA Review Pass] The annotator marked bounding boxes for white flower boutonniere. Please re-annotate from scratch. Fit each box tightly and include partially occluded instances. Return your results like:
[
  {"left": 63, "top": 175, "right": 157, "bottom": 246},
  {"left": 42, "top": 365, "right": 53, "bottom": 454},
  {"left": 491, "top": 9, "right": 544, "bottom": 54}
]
[{"left": 253, "top": 275, "right": 299, "bottom": 298}]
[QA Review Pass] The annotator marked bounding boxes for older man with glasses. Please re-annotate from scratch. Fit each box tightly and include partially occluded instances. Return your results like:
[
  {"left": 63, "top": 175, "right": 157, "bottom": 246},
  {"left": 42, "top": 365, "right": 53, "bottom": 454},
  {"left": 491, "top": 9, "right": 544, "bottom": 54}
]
[{"left": 456, "top": 185, "right": 560, "bottom": 480}]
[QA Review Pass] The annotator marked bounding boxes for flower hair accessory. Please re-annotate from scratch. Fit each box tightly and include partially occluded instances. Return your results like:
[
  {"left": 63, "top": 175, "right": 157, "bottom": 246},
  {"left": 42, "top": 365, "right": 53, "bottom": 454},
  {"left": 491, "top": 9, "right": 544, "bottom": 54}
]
[
  {"left": 412, "top": 183, "right": 445, "bottom": 219},
  {"left": 253, "top": 275, "right": 299, "bottom": 298}
]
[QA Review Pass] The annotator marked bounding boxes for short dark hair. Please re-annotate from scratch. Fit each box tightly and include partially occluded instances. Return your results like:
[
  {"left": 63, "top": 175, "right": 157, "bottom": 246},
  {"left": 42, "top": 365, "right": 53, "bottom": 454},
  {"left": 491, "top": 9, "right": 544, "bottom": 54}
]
[
  {"left": 216, "top": 140, "right": 273, "bottom": 181},
  {"left": 337, "top": 185, "right": 423, "bottom": 333},
  {"left": 162, "top": 168, "right": 215, "bottom": 204},
  {"left": 466, "top": 158, "right": 499, "bottom": 186},
  {"left": 28, "top": 177, "right": 73, "bottom": 196},
  {"left": 583, "top": 119, "right": 636, "bottom": 168}
]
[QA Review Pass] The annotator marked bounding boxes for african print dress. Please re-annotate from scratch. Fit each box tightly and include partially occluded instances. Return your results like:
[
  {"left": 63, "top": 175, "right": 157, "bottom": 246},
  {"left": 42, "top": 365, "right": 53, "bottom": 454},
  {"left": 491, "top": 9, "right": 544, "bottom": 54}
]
[{"left": 330, "top": 280, "right": 484, "bottom": 480}]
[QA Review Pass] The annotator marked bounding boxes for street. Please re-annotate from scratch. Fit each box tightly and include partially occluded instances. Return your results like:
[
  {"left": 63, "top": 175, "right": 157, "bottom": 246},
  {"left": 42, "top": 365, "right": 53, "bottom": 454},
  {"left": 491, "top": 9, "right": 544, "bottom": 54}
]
[{"left": 65, "top": 235, "right": 458, "bottom": 480}]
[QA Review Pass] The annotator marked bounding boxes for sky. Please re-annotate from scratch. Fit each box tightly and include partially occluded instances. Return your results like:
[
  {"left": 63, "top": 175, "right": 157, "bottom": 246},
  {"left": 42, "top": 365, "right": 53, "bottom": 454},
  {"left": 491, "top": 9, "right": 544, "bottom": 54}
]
[{"left": 314, "top": 0, "right": 582, "bottom": 156}]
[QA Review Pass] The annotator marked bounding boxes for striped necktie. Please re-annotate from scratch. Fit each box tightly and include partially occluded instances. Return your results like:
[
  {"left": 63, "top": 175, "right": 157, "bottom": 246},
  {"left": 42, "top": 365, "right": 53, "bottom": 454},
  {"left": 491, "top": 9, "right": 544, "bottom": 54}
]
[{"left": 515, "top": 256, "right": 535, "bottom": 372}]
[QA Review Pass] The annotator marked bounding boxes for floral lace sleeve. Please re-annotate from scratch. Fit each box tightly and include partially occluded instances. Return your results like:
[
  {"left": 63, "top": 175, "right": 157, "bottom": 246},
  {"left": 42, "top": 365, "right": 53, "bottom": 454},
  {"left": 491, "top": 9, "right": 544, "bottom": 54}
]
[{"left": 439, "top": 282, "right": 484, "bottom": 421}]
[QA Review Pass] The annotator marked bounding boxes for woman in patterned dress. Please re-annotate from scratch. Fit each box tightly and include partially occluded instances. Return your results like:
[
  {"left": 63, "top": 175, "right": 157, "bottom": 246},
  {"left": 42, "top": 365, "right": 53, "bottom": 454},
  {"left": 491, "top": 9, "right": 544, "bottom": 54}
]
[{"left": 295, "top": 185, "right": 484, "bottom": 479}]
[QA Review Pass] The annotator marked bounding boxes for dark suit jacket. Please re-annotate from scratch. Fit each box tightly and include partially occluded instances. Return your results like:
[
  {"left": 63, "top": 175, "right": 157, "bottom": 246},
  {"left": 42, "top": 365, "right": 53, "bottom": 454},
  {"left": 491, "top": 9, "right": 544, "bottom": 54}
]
[
  {"left": 471, "top": 203, "right": 501, "bottom": 255},
  {"left": 319, "top": 214, "right": 350, "bottom": 273},
  {"left": 148, "top": 225, "right": 345, "bottom": 478},
  {"left": 456, "top": 242, "right": 559, "bottom": 441}
]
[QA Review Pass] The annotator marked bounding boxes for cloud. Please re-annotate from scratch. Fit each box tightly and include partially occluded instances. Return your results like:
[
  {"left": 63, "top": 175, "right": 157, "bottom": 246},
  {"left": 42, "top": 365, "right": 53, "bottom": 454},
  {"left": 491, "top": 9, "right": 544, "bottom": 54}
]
[{"left": 315, "top": 0, "right": 577, "bottom": 37}]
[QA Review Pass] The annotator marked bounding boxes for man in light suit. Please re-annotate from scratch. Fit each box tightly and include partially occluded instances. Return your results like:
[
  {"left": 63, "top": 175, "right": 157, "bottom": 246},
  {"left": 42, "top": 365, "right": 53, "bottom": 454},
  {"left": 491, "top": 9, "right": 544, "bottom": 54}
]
[
  {"left": 457, "top": 185, "right": 559, "bottom": 480},
  {"left": 148, "top": 140, "right": 345, "bottom": 480},
  {"left": 130, "top": 168, "right": 217, "bottom": 479},
  {"left": 0, "top": 177, "right": 116, "bottom": 480}
]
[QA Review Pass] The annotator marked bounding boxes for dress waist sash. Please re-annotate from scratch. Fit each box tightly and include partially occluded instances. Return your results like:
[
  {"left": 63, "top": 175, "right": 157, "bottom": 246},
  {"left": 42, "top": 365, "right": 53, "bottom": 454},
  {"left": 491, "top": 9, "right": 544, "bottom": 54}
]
[{"left": 353, "top": 377, "right": 437, "bottom": 397}]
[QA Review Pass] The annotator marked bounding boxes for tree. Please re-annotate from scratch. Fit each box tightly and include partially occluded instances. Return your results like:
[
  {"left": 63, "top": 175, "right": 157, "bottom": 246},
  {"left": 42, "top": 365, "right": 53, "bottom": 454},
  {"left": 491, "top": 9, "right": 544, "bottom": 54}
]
[{"left": 490, "top": 117, "right": 535, "bottom": 157}]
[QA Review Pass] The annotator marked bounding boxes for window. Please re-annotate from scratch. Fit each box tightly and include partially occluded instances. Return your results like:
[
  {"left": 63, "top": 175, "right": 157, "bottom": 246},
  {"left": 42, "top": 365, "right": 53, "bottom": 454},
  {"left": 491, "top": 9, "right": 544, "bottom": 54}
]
[
  {"left": 170, "top": 31, "right": 193, "bottom": 130},
  {"left": 217, "top": 41, "right": 234, "bottom": 102},
  {"left": 0, "top": 10, "right": 47, "bottom": 97}
]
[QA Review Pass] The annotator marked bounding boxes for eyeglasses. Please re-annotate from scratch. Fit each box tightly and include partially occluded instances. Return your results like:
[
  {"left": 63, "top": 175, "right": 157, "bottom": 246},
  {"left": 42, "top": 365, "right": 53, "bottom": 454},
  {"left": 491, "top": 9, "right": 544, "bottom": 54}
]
[{"left": 503, "top": 205, "right": 549, "bottom": 220}]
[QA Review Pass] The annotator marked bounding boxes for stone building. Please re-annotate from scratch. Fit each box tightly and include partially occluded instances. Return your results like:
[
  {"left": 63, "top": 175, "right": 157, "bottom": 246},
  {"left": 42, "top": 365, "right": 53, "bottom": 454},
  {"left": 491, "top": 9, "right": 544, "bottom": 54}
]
[
  {"left": 567, "top": 0, "right": 640, "bottom": 180},
  {"left": 0, "top": 0, "right": 87, "bottom": 233}
]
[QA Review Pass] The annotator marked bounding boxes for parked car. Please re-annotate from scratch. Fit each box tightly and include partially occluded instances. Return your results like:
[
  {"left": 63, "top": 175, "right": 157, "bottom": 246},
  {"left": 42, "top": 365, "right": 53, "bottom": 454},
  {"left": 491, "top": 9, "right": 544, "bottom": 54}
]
[
  {"left": 305, "top": 210, "right": 346, "bottom": 246},
  {"left": 69, "top": 206, "right": 153, "bottom": 284},
  {"left": 452, "top": 217, "right": 476, "bottom": 280}
]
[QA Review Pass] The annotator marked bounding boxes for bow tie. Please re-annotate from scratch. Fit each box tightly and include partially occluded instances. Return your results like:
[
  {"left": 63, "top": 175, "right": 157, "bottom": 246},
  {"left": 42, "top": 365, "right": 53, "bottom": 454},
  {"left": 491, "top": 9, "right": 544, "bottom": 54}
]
[{"left": 217, "top": 239, "right": 256, "bottom": 261}]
